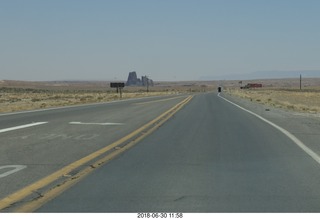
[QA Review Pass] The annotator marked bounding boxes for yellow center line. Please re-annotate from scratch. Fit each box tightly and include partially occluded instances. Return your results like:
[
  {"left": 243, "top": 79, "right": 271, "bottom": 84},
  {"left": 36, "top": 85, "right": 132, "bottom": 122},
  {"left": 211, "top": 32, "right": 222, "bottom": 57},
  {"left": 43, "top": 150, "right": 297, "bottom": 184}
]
[{"left": 0, "top": 95, "right": 193, "bottom": 212}]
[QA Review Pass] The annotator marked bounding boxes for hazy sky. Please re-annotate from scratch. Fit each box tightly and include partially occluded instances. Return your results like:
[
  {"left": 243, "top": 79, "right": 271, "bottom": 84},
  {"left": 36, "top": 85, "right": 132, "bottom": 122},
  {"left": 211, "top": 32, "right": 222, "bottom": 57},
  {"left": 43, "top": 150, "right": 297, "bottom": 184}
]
[{"left": 1, "top": 0, "right": 320, "bottom": 81}]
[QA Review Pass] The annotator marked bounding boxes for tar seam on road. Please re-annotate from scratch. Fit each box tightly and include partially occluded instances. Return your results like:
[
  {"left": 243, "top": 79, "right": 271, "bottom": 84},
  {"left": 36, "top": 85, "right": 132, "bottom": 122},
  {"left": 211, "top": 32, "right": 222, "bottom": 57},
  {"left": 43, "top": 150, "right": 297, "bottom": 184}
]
[
  {"left": 0, "top": 95, "right": 193, "bottom": 213},
  {"left": 133, "top": 96, "right": 185, "bottom": 105},
  {"left": 218, "top": 93, "right": 320, "bottom": 165}
]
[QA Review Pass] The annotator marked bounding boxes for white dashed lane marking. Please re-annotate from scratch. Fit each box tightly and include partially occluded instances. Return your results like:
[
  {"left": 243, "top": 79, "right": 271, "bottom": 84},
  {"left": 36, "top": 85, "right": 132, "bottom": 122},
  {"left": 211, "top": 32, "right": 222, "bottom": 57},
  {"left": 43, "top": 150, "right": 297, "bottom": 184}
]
[
  {"left": 0, "top": 165, "right": 27, "bottom": 178},
  {"left": 0, "top": 122, "right": 48, "bottom": 134}
]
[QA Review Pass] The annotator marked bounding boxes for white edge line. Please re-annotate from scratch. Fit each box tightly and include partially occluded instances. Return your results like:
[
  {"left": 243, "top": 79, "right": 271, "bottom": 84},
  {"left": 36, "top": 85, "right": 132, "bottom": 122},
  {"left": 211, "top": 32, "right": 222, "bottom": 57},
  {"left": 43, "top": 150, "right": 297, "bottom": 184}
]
[
  {"left": 0, "top": 122, "right": 48, "bottom": 134},
  {"left": 218, "top": 93, "right": 320, "bottom": 165}
]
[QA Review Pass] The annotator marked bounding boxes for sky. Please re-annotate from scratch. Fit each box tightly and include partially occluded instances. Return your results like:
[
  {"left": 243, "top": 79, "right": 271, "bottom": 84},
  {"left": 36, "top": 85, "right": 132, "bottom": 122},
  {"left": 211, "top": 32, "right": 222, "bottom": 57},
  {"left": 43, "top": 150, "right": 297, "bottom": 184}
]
[{"left": 1, "top": 0, "right": 320, "bottom": 81}]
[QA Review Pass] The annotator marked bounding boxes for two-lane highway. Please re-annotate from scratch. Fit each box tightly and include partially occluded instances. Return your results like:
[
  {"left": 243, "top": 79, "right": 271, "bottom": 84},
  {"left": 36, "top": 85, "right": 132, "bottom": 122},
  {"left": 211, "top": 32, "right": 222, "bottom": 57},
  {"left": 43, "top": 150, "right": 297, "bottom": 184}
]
[
  {"left": 35, "top": 92, "right": 320, "bottom": 212},
  {"left": 0, "top": 95, "right": 190, "bottom": 204},
  {"left": 2, "top": 92, "right": 320, "bottom": 212}
]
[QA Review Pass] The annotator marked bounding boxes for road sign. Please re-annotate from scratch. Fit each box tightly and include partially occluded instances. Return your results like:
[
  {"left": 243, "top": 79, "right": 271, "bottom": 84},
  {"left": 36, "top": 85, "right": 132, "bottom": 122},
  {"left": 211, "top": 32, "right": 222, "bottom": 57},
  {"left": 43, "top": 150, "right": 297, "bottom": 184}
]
[
  {"left": 110, "top": 82, "right": 125, "bottom": 98},
  {"left": 110, "top": 82, "right": 125, "bottom": 88}
]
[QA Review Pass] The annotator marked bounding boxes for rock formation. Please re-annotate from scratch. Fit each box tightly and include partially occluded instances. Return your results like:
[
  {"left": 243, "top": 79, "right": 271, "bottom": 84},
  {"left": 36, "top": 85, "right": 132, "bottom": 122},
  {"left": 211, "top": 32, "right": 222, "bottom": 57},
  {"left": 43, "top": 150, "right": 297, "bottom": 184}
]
[{"left": 126, "top": 72, "right": 153, "bottom": 86}]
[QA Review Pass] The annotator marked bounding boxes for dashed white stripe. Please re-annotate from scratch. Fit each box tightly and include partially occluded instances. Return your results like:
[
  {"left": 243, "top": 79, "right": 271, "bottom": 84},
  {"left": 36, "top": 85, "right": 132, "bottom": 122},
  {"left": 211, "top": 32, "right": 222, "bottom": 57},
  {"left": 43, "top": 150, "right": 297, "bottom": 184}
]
[
  {"left": 0, "top": 165, "right": 27, "bottom": 178},
  {"left": 0, "top": 122, "right": 48, "bottom": 134}
]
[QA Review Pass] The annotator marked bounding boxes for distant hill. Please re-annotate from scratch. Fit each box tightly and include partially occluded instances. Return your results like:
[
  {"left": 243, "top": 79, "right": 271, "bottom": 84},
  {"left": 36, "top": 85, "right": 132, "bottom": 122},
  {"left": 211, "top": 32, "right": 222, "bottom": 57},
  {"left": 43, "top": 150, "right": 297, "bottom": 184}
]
[{"left": 200, "top": 70, "right": 320, "bottom": 80}]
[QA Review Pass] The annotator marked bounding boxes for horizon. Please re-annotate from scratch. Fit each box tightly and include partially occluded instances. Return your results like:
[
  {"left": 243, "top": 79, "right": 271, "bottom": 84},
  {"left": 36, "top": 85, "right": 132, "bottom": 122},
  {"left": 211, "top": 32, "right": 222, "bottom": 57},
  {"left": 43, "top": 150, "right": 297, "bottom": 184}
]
[
  {"left": 1, "top": 73, "right": 320, "bottom": 83},
  {"left": 2, "top": 69, "right": 320, "bottom": 83}
]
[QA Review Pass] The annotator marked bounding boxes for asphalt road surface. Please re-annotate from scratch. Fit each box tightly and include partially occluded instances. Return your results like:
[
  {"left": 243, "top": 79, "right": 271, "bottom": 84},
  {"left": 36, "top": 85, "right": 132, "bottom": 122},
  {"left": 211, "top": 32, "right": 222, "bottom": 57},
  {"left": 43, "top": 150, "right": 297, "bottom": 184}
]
[
  {"left": 0, "top": 95, "right": 189, "bottom": 202},
  {"left": 2, "top": 92, "right": 320, "bottom": 212},
  {"left": 37, "top": 92, "right": 320, "bottom": 212}
]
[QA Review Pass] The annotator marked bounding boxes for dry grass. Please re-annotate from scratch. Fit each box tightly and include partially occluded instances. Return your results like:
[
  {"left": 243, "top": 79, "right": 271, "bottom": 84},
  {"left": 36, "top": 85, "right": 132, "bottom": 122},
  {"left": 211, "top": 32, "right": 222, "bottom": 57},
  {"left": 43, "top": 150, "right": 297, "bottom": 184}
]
[
  {"left": 0, "top": 88, "right": 172, "bottom": 113},
  {"left": 0, "top": 80, "right": 215, "bottom": 113},
  {"left": 226, "top": 87, "right": 320, "bottom": 113},
  {"left": 2, "top": 78, "right": 320, "bottom": 114}
]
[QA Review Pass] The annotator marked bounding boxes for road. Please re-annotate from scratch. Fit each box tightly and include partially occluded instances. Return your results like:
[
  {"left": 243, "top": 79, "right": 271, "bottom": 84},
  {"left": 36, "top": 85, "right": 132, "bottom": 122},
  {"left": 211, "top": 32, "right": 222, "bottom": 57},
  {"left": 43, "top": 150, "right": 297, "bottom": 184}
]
[
  {"left": 0, "top": 95, "right": 189, "bottom": 205},
  {"left": 2, "top": 92, "right": 320, "bottom": 212}
]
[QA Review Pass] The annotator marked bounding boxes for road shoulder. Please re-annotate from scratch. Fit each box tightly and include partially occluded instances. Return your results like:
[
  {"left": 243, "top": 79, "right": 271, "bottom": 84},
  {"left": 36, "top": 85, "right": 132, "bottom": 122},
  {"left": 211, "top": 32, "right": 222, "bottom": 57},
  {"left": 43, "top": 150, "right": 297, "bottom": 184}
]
[{"left": 221, "top": 92, "right": 320, "bottom": 156}]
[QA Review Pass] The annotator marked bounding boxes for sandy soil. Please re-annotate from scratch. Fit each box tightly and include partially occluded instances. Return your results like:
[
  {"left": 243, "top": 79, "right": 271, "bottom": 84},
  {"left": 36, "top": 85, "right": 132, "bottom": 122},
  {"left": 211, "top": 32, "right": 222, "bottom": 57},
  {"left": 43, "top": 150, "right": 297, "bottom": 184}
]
[
  {"left": 0, "top": 80, "right": 214, "bottom": 113},
  {"left": 223, "top": 77, "right": 320, "bottom": 114},
  {"left": 1, "top": 78, "right": 320, "bottom": 114},
  {"left": 225, "top": 87, "right": 320, "bottom": 113}
]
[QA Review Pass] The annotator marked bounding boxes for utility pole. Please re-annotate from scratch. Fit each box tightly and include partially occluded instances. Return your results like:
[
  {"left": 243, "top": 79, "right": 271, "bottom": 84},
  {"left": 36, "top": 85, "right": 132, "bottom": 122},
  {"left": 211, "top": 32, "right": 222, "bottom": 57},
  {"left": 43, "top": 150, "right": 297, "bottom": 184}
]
[
  {"left": 300, "top": 74, "right": 302, "bottom": 90},
  {"left": 145, "top": 75, "right": 149, "bottom": 93}
]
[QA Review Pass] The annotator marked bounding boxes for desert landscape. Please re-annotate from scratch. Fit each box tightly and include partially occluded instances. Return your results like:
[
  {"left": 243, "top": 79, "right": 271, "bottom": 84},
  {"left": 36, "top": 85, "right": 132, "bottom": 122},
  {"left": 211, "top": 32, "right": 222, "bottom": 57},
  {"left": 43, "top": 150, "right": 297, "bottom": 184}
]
[
  {"left": 224, "top": 78, "right": 320, "bottom": 114},
  {"left": 1, "top": 78, "right": 320, "bottom": 114},
  {"left": 0, "top": 80, "right": 215, "bottom": 113}
]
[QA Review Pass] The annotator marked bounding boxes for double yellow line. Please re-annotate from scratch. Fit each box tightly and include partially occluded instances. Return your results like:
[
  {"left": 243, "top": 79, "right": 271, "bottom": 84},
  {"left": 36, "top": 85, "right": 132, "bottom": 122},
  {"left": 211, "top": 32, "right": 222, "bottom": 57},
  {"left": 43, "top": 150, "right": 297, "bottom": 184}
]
[{"left": 0, "top": 95, "right": 193, "bottom": 212}]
